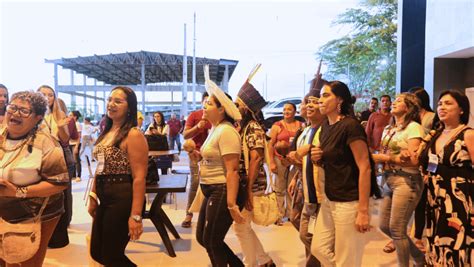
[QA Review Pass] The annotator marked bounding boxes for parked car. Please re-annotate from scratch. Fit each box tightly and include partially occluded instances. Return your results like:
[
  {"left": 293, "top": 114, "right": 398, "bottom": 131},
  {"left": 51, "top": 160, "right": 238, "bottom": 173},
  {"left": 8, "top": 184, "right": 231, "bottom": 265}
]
[
  {"left": 262, "top": 97, "right": 302, "bottom": 119},
  {"left": 262, "top": 97, "right": 304, "bottom": 129}
]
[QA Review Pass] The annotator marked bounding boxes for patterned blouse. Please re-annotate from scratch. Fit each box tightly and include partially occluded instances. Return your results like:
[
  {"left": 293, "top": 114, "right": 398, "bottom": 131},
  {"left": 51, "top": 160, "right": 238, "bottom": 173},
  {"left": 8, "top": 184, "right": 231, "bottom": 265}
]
[
  {"left": 239, "top": 121, "right": 268, "bottom": 195},
  {"left": 0, "top": 129, "right": 69, "bottom": 223},
  {"left": 93, "top": 145, "right": 131, "bottom": 175}
]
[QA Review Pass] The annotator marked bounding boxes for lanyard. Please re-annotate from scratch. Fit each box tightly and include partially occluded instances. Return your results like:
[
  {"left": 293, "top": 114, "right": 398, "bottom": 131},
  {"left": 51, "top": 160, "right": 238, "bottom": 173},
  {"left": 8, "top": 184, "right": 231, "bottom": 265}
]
[{"left": 381, "top": 127, "right": 397, "bottom": 154}]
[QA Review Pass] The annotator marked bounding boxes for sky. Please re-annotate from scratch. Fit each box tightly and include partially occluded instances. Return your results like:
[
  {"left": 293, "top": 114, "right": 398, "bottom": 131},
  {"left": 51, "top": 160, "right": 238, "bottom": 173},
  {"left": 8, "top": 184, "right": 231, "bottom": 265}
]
[{"left": 0, "top": 0, "right": 358, "bottom": 109}]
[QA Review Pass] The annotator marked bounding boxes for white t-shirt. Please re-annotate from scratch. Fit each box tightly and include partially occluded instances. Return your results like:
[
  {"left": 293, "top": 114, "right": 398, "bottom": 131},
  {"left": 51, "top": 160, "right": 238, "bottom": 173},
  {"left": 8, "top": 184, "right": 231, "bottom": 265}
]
[
  {"left": 199, "top": 121, "right": 241, "bottom": 184},
  {"left": 82, "top": 123, "right": 94, "bottom": 136}
]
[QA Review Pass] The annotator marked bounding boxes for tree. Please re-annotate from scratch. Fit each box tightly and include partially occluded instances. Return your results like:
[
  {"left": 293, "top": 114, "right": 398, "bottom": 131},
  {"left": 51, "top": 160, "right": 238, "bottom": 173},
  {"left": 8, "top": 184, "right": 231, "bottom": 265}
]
[{"left": 317, "top": 0, "right": 397, "bottom": 111}]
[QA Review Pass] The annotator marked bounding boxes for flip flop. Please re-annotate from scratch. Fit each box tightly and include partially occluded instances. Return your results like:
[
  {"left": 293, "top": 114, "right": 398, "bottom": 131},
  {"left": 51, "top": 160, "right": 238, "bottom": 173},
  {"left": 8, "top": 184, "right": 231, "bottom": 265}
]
[
  {"left": 383, "top": 240, "right": 396, "bottom": 253},
  {"left": 415, "top": 239, "right": 426, "bottom": 253}
]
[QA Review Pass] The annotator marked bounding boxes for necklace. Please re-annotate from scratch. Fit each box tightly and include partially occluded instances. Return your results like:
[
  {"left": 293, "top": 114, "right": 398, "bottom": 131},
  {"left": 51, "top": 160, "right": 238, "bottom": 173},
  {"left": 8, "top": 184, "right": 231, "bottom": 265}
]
[
  {"left": 442, "top": 124, "right": 464, "bottom": 134},
  {"left": 0, "top": 138, "right": 29, "bottom": 161}
]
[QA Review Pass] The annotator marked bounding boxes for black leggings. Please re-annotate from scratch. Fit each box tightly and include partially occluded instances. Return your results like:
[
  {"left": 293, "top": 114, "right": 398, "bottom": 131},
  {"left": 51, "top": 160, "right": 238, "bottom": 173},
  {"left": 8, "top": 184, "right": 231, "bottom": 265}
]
[
  {"left": 91, "top": 175, "right": 135, "bottom": 267},
  {"left": 196, "top": 184, "right": 244, "bottom": 267},
  {"left": 70, "top": 144, "right": 82, "bottom": 178},
  {"left": 414, "top": 185, "right": 427, "bottom": 240}
]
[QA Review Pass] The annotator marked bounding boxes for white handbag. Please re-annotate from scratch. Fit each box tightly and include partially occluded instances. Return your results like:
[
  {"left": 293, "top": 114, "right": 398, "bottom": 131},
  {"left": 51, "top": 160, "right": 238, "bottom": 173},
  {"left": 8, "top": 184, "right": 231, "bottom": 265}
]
[
  {"left": 242, "top": 125, "right": 279, "bottom": 226},
  {"left": 0, "top": 198, "right": 49, "bottom": 264}
]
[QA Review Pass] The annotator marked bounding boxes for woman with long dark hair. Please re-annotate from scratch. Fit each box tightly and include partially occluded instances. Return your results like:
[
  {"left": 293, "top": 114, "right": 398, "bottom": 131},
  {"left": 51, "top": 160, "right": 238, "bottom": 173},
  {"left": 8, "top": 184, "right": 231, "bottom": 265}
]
[
  {"left": 420, "top": 90, "right": 473, "bottom": 266},
  {"left": 88, "top": 86, "right": 148, "bottom": 266},
  {"left": 409, "top": 86, "right": 436, "bottom": 253},
  {"left": 268, "top": 102, "right": 302, "bottom": 225},
  {"left": 190, "top": 67, "right": 244, "bottom": 266},
  {"left": 310, "top": 81, "right": 375, "bottom": 266},
  {"left": 145, "top": 111, "right": 168, "bottom": 136},
  {"left": 37, "top": 85, "right": 75, "bottom": 248}
]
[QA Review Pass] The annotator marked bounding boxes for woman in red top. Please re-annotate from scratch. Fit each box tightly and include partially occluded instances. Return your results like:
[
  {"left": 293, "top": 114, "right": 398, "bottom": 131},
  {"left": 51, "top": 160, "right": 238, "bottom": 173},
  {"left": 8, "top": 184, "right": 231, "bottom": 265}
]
[{"left": 268, "top": 103, "right": 302, "bottom": 225}]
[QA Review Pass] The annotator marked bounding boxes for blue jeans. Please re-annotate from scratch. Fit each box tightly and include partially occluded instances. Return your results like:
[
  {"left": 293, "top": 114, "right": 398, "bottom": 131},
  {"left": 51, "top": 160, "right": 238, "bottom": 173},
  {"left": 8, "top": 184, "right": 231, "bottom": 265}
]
[
  {"left": 379, "top": 171, "right": 424, "bottom": 267},
  {"left": 169, "top": 134, "right": 181, "bottom": 152}
]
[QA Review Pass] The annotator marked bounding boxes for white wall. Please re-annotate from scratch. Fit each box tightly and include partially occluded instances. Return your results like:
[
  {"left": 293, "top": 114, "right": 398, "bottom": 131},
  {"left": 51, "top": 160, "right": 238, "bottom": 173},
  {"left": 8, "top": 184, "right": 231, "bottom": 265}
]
[
  {"left": 424, "top": 0, "right": 474, "bottom": 104},
  {"left": 466, "top": 87, "right": 474, "bottom": 128}
]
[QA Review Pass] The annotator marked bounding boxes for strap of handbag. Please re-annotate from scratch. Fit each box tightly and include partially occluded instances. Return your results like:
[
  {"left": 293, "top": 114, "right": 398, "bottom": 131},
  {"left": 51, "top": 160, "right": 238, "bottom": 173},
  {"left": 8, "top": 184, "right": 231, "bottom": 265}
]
[
  {"left": 33, "top": 197, "right": 50, "bottom": 223},
  {"left": 242, "top": 124, "right": 275, "bottom": 194}
]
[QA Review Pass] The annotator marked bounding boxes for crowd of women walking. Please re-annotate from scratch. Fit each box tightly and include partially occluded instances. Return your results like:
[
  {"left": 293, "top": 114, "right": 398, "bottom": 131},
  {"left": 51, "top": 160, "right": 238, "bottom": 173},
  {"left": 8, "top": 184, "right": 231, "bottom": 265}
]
[{"left": 0, "top": 61, "right": 472, "bottom": 267}]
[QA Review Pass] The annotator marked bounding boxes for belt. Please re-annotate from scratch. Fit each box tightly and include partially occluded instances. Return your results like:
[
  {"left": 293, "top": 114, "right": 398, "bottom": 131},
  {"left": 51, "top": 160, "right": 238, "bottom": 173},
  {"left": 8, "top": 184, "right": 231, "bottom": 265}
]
[
  {"left": 384, "top": 168, "right": 419, "bottom": 176},
  {"left": 96, "top": 175, "right": 132, "bottom": 184}
]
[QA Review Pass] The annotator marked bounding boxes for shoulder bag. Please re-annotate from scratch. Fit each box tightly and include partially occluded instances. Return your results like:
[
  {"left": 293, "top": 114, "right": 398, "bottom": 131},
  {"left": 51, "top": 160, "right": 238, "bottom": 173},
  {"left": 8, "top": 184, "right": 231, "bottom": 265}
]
[
  {"left": 0, "top": 197, "right": 49, "bottom": 264},
  {"left": 242, "top": 124, "right": 279, "bottom": 226}
]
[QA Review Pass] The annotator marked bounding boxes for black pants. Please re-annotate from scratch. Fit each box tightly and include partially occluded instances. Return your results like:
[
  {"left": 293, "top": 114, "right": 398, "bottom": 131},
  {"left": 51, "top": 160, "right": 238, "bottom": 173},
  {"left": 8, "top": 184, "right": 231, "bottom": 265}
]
[
  {"left": 91, "top": 175, "right": 136, "bottom": 267},
  {"left": 197, "top": 184, "right": 244, "bottom": 267},
  {"left": 48, "top": 146, "right": 74, "bottom": 248},
  {"left": 414, "top": 185, "right": 427, "bottom": 239},
  {"left": 69, "top": 143, "right": 82, "bottom": 178}
]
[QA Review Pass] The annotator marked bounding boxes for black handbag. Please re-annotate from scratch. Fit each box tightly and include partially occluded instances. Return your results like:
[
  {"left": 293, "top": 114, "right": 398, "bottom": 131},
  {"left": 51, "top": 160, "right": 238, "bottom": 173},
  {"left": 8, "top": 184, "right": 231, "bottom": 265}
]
[
  {"left": 146, "top": 158, "right": 160, "bottom": 185},
  {"left": 146, "top": 135, "right": 169, "bottom": 151}
]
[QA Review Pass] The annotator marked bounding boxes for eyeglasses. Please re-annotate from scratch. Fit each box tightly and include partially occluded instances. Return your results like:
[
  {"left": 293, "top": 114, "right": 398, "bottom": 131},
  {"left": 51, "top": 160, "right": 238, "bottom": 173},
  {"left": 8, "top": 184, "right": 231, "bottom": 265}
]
[{"left": 6, "top": 104, "right": 33, "bottom": 118}]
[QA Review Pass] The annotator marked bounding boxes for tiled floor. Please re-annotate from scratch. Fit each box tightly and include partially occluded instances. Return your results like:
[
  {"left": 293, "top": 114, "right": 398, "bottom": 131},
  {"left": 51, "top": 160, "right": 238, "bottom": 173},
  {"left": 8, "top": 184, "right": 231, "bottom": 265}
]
[{"left": 43, "top": 154, "right": 401, "bottom": 267}]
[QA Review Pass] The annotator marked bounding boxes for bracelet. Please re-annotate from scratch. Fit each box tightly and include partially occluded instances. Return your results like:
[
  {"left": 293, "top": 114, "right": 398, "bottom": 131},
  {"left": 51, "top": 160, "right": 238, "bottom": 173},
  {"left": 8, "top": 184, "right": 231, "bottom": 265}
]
[
  {"left": 89, "top": 192, "right": 98, "bottom": 202},
  {"left": 227, "top": 205, "right": 239, "bottom": 211},
  {"left": 16, "top": 187, "right": 28, "bottom": 198}
]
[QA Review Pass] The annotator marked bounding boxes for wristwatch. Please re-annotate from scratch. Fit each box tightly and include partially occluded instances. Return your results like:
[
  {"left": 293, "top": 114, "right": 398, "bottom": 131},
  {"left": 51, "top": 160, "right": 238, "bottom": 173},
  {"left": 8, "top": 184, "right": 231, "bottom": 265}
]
[{"left": 131, "top": 215, "right": 142, "bottom": 223}]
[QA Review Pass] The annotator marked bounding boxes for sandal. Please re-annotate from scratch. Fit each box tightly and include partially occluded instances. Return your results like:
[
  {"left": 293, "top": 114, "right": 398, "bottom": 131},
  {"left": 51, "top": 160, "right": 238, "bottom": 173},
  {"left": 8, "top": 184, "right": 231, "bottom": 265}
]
[
  {"left": 274, "top": 218, "right": 284, "bottom": 226},
  {"left": 415, "top": 239, "right": 426, "bottom": 253},
  {"left": 181, "top": 220, "right": 192, "bottom": 228},
  {"left": 259, "top": 260, "right": 276, "bottom": 267},
  {"left": 181, "top": 214, "right": 193, "bottom": 228},
  {"left": 383, "top": 240, "right": 396, "bottom": 253}
]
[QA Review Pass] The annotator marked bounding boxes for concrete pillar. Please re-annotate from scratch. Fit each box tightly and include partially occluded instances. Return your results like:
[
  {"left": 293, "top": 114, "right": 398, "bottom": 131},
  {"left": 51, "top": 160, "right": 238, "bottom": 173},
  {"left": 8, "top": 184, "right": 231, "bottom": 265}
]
[
  {"left": 396, "top": 0, "right": 427, "bottom": 93},
  {"left": 141, "top": 64, "right": 146, "bottom": 112},
  {"left": 71, "top": 70, "right": 76, "bottom": 107},
  {"left": 54, "top": 63, "right": 58, "bottom": 89},
  {"left": 94, "top": 79, "right": 98, "bottom": 119},
  {"left": 83, "top": 75, "right": 87, "bottom": 117},
  {"left": 223, "top": 64, "right": 229, "bottom": 92}
]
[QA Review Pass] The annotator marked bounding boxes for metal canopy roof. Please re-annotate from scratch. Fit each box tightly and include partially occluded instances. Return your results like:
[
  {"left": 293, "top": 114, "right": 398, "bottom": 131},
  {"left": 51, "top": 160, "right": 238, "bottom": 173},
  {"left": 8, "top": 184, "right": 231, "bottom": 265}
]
[{"left": 45, "top": 51, "right": 238, "bottom": 85}]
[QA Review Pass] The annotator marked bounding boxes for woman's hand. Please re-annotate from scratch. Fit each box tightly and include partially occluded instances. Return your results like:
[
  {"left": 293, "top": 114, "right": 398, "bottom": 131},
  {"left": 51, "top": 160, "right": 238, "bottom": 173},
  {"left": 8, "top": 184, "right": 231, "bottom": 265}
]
[
  {"left": 88, "top": 197, "right": 98, "bottom": 218},
  {"left": 398, "top": 149, "right": 411, "bottom": 164},
  {"left": 245, "top": 190, "right": 253, "bottom": 211},
  {"left": 57, "top": 117, "right": 72, "bottom": 128},
  {"left": 128, "top": 217, "right": 143, "bottom": 241},
  {"left": 228, "top": 206, "right": 245, "bottom": 224},
  {"left": 310, "top": 145, "right": 323, "bottom": 165},
  {"left": 287, "top": 177, "right": 296, "bottom": 196},
  {"left": 0, "top": 180, "right": 15, "bottom": 197},
  {"left": 188, "top": 150, "right": 202, "bottom": 162},
  {"left": 270, "top": 161, "right": 277, "bottom": 174},
  {"left": 372, "top": 153, "right": 389, "bottom": 163},
  {"left": 286, "top": 151, "right": 300, "bottom": 165},
  {"left": 355, "top": 210, "right": 371, "bottom": 233}
]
